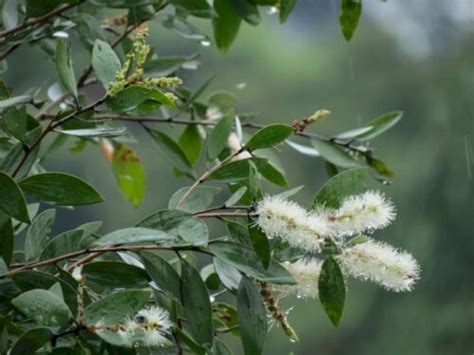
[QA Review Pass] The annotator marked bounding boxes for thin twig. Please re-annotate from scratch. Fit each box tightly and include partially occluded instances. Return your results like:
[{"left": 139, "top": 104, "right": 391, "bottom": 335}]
[
  {"left": 0, "top": 244, "right": 207, "bottom": 279},
  {"left": 174, "top": 148, "right": 245, "bottom": 209},
  {"left": 0, "top": 3, "right": 79, "bottom": 44}
]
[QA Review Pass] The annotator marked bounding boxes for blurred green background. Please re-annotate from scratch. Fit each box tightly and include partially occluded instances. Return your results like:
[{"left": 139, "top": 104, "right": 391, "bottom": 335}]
[{"left": 4, "top": 1, "right": 474, "bottom": 354}]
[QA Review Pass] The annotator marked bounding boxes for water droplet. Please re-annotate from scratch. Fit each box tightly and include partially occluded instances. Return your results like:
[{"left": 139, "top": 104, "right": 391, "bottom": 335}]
[
  {"left": 268, "top": 7, "right": 279, "bottom": 15},
  {"left": 200, "top": 40, "right": 211, "bottom": 47}
]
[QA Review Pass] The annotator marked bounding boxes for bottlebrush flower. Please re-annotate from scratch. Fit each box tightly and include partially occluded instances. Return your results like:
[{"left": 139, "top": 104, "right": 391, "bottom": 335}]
[
  {"left": 275, "top": 259, "right": 323, "bottom": 299},
  {"left": 338, "top": 238, "right": 420, "bottom": 292},
  {"left": 121, "top": 306, "right": 173, "bottom": 347},
  {"left": 327, "top": 191, "right": 396, "bottom": 236},
  {"left": 256, "top": 195, "right": 329, "bottom": 252}
]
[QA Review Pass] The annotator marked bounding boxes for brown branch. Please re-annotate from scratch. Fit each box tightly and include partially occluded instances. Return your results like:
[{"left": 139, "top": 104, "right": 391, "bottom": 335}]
[
  {"left": 96, "top": 114, "right": 372, "bottom": 156},
  {"left": 0, "top": 244, "right": 207, "bottom": 279}
]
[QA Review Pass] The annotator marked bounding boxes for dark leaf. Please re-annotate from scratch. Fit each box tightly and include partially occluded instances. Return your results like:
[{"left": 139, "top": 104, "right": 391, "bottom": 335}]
[
  {"left": 10, "top": 327, "right": 52, "bottom": 355},
  {"left": 56, "top": 39, "right": 78, "bottom": 100},
  {"left": 318, "top": 257, "right": 346, "bottom": 327},
  {"left": 92, "top": 40, "right": 121, "bottom": 90},
  {"left": 237, "top": 277, "right": 267, "bottom": 355},
  {"left": 245, "top": 124, "right": 293, "bottom": 150},
  {"left": 279, "top": 0, "right": 297, "bottom": 23},
  {"left": 249, "top": 224, "right": 271, "bottom": 269},
  {"left": 19, "top": 172, "right": 104, "bottom": 205},
  {"left": 0, "top": 172, "right": 30, "bottom": 223},
  {"left": 339, "top": 0, "right": 362, "bottom": 41},
  {"left": 213, "top": 0, "right": 241, "bottom": 52},
  {"left": 230, "top": 0, "right": 261, "bottom": 25},
  {"left": 207, "top": 112, "right": 234, "bottom": 161},
  {"left": 25, "top": 209, "right": 56, "bottom": 261},
  {"left": 141, "top": 252, "right": 181, "bottom": 300},
  {"left": 181, "top": 260, "right": 213, "bottom": 347}
]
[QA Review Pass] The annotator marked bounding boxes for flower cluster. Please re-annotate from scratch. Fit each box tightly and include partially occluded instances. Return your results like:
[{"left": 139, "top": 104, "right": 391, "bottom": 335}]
[
  {"left": 256, "top": 191, "right": 420, "bottom": 298},
  {"left": 93, "top": 306, "right": 173, "bottom": 348},
  {"left": 107, "top": 28, "right": 182, "bottom": 97}
]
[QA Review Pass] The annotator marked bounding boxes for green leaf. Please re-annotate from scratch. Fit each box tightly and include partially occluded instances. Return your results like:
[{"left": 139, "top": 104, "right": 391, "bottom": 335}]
[
  {"left": 25, "top": 209, "right": 56, "bottom": 261},
  {"left": 0, "top": 172, "right": 30, "bottom": 223},
  {"left": 213, "top": 0, "right": 241, "bottom": 52},
  {"left": 147, "top": 128, "right": 194, "bottom": 176},
  {"left": 230, "top": 0, "right": 261, "bottom": 25},
  {"left": 225, "top": 186, "right": 247, "bottom": 207},
  {"left": 311, "top": 139, "right": 359, "bottom": 168},
  {"left": 208, "top": 158, "right": 251, "bottom": 182},
  {"left": 137, "top": 209, "right": 191, "bottom": 230},
  {"left": 253, "top": 158, "right": 288, "bottom": 187},
  {"left": 82, "top": 261, "right": 150, "bottom": 292},
  {"left": 245, "top": 125, "right": 293, "bottom": 150},
  {"left": 318, "top": 257, "right": 346, "bottom": 327},
  {"left": 4, "top": 107, "right": 27, "bottom": 142},
  {"left": 12, "top": 289, "right": 73, "bottom": 327},
  {"left": 92, "top": 40, "right": 121, "bottom": 90},
  {"left": 26, "top": 0, "right": 78, "bottom": 17},
  {"left": 141, "top": 252, "right": 181, "bottom": 300},
  {"left": 339, "top": 0, "right": 362, "bottom": 41},
  {"left": 56, "top": 127, "right": 127, "bottom": 137},
  {"left": 2, "top": 0, "right": 18, "bottom": 30},
  {"left": 112, "top": 143, "right": 145, "bottom": 207},
  {"left": 89, "top": 0, "right": 155, "bottom": 8},
  {"left": 19, "top": 172, "right": 104, "bottom": 205},
  {"left": 208, "top": 91, "right": 236, "bottom": 113},
  {"left": 56, "top": 39, "right": 78, "bottom": 100},
  {"left": 85, "top": 289, "right": 150, "bottom": 324},
  {"left": 279, "top": 0, "right": 297, "bottom": 23},
  {"left": 366, "top": 155, "right": 394, "bottom": 182},
  {"left": 39, "top": 229, "right": 83, "bottom": 261},
  {"left": 225, "top": 219, "right": 252, "bottom": 245},
  {"left": 0, "top": 212, "right": 13, "bottom": 265},
  {"left": 10, "top": 327, "right": 52, "bottom": 355},
  {"left": 106, "top": 86, "right": 175, "bottom": 112},
  {"left": 312, "top": 167, "right": 368, "bottom": 208},
  {"left": 168, "top": 0, "right": 214, "bottom": 18},
  {"left": 181, "top": 260, "right": 213, "bottom": 347},
  {"left": 207, "top": 112, "right": 234, "bottom": 161},
  {"left": 0, "top": 95, "right": 31, "bottom": 110},
  {"left": 94, "top": 227, "right": 172, "bottom": 246},
  {"left": 249, "top": 224, "right": 270, "bottom": 269},
  {"left": 213, "top": 257, "right": 242, "bottom": 291},
  {"left": 178, "top": 124, "right": 202, "bottom": 165},
  {"left": 145, "top": 55, "right": 191, "bottom": 77},
  {"left": 209, "top": 241, "right": 296, "bottom": 285},
  {"left": 237, "top": 277, "right": 267, "bottom": 355},
  {"left": 356, "top": 111, "right": 403, "bottom": 141},
  {"left": 169, "top": 186, "right": 220, "bottom": 213}
]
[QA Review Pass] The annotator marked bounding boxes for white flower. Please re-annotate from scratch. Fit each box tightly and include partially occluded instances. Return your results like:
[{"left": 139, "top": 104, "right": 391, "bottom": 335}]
[
  {"left": 327, "top": 191, "right": 396, "bottom": 237},
  {"left": 71, "top": 265, "right": 84, "bottom": 282},
  {"left": 338, "top": 238, "right": 420, "bottom": 292},
  {"left": 123, "top": 306, "right": 173, "bottom": 347},
  {"left": 256, "top": 195, "right": 329, "bottom": 252},
  {"left": 275, "top": 259, "right": 323, "bottom": 299}
]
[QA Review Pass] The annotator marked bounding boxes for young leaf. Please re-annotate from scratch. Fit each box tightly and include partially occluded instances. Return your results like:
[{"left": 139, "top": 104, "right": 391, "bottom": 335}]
[
  {"left": 25, "top": 209, "right": 55, "bottom": 261},
  {"left": 237, "top": 277, "right": 267, "bottom": 355},
  {"left": 19, "top": 172, "right": 104, "bottom": 205},
  {"left": 209, "top": 241, "right": 296, "bottom": 285},
  {"left": 92, "top": 40, "right": 121, "bottom": 90},
  {"left": 147, "top": 128, "right": 194, "bottom": 176},
  {"left": 245, "top": 124, "right": 293, "bottom": 150},
  {"left": 312, "top": 167, "right": 368, "bottom": 208},
  {"left": 207, "top": 112, "right": 234, "bottom": 161},
  {"left": 249, "top": 224, "right": 271, "bottom": 269},
  {"left": 181, "top": 260, "right": 213, "bottom": 347},
  {"left": 12, "top": 289, "right": 73, "bottom": 327},
  {"left": 141, "top": 252, "right": 181, "bottom": 300},
  {"left": 213, "top": 0, "right": 241, "bottom": 52},
  {"left": 357, "top": 111, "right": 403, "bottom": 141},
  {"left": 56, "top": 39, "right": 78, "bottom": 100},
  {"left": 0, "top": 172, "right": 30, "bottom": 223},
  {"left": 112, "top": 143, "right": 146, "bottom": 207},
  {"left": 311, "top": 139, "right": 359, "bottom": 168},
  {"left": 280, "top": 0, "right": 297, "bottom": 23},
  {"left": 10, "top": 327, "right": 52, "bottom": 355},
  {"left": 318, "top": 257, "right": 346, "bottom": 327},
  {"left": 339, "top": 0, "right": 362, "bottom": 41}
]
